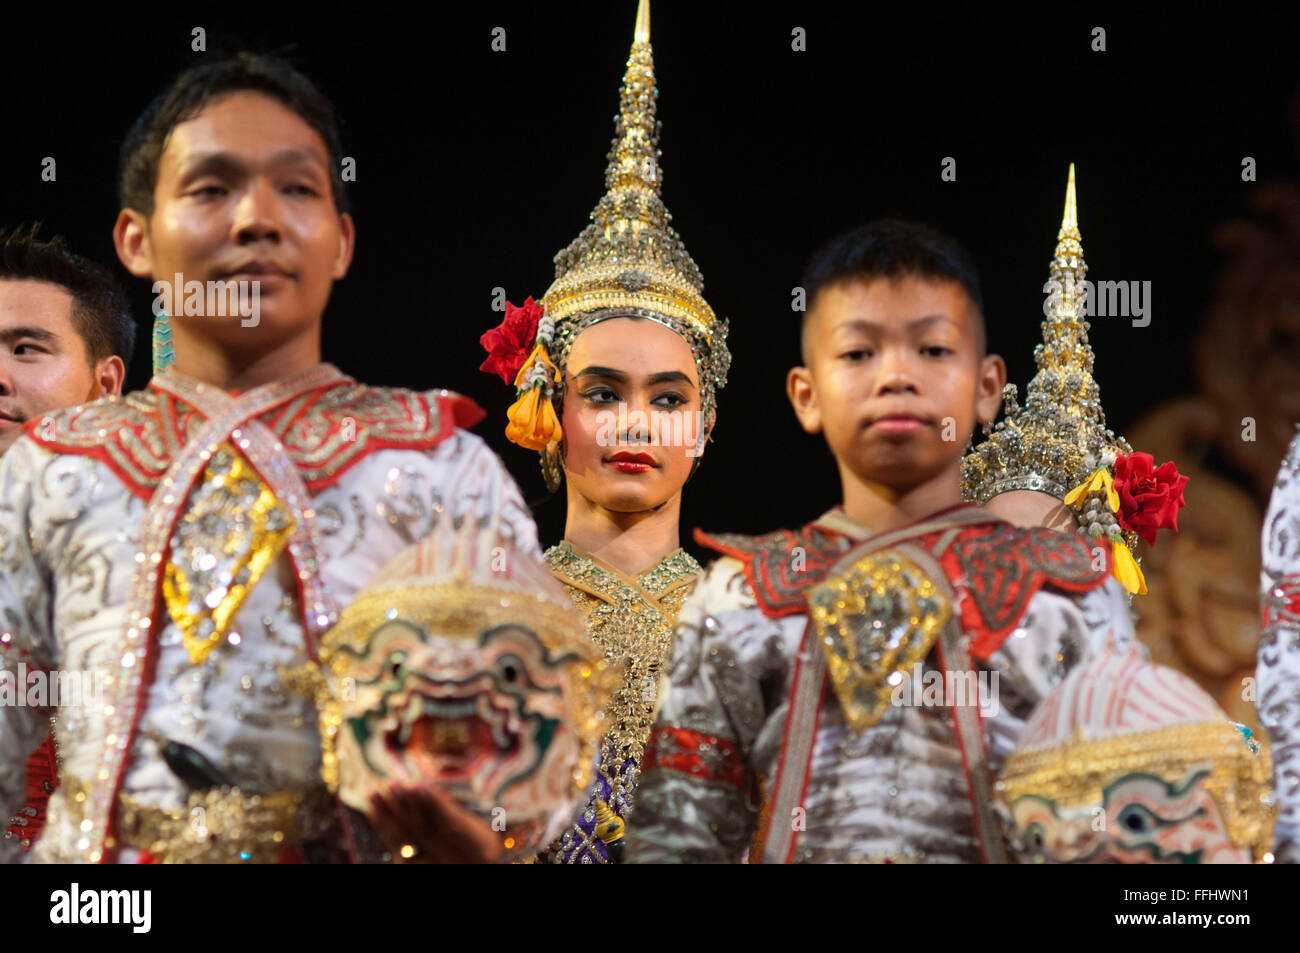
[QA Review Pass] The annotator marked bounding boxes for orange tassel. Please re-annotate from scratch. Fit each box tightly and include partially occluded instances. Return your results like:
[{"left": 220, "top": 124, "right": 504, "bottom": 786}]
[
  {"left": 506, "top": 386, "right": 563, "bottom": 451},
  {"left": 505, "top": 343, "right": 563, "bottom": 451}
]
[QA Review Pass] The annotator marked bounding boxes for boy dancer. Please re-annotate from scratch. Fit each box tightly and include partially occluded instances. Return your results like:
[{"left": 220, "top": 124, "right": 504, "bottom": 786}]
[
  {"left": 626, "top": 221, "right": 1135, "bottom": 863},
  {"left": 0, "top": 53, "right": 536, "bottom": 863}
]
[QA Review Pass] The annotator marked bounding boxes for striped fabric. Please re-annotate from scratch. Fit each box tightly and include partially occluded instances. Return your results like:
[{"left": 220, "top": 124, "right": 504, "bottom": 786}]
[{"left": 1017, "top": 648, "right": 1224, "bottom": 750}]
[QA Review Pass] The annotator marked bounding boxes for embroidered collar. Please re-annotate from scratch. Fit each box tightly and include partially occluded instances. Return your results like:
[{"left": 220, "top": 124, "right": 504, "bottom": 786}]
[
  {"left": 23, "top": 363, "right": 482, "bottom": 500},
  {"left": 696, "top": 503, "right": 1109, "bottom": 642},
  {"left": 544, "top": 540, "right": 701, "bottom": 611}
]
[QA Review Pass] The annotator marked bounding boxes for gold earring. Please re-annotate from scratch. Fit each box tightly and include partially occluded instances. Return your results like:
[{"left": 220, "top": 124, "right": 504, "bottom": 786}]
[
  {"left": 686, "top": 425, "right": 712, "bottom": 483},
  {"left": 541, "top": 443, "right": 563, "bottom": 493}
]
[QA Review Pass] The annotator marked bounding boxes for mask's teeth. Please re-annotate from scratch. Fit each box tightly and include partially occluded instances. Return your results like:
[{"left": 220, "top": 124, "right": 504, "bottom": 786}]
[
  {"left": 480, "top": 696, "right": 510, "bottom": 748},
  {"left": 402, "top": 694, "right": 423, "bottom": 725},
  {"left": 397, "top": 694, "right": 421, "bottom": 746},
  {"left": 423, "top": 696, "right": 476, "bottom": 718}
]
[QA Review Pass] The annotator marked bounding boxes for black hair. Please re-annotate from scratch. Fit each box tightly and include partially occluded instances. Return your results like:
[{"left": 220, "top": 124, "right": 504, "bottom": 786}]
[
  {"left": 800, "top": 219, "right": 986, "bottom": 360},
  {"left": 0, "top": 224, "right": 135, "bottom": 363},
  {"left": 118, "top": 51, "right": 349, "bottom": 217}
]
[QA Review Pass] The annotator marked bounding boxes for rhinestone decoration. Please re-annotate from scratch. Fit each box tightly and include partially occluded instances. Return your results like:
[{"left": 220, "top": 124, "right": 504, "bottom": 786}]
[
  {"left": 535, "top": 541, "right": 701, "bottom": 863},
  {"left": 163, "top": 444, "right": 296, "bottom": 665},
  {"left": 962, "top": 166, "right": 1133, "bottom": 507},
  {"left": 540, "top": 9, "right": 730, "bottom": 424},
  {"left": 808, "top": 550, "right": 951, "bottom": 733}
]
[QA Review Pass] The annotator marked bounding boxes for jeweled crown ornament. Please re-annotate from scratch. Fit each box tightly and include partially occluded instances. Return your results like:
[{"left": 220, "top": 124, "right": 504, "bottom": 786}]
[
  {"left": 963, "top": 166, "right": 1188, "bottom": 594},
  {"left": 963, "top": 164, "right": 1130, "bottom": 503},
  {"left": 316, "top": 514, "right": 614, "bottom": 860},
  {"left": 480, "top": 0, "right": 730, "bottom": 476},
  {"left": 542, "top": 0, "right": 730, "bottom": 401},
  {"left": 996, "top": 648, "right": 1275, "bottom": 864}
]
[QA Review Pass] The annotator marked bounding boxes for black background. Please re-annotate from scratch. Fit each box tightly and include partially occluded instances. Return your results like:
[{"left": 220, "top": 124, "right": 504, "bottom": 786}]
[
  {"left": 2, "top": 2, "right": 1296, "bottom": 553},
  {"left": 14, "top": 862, "right": 1282, "bottom": 936}
]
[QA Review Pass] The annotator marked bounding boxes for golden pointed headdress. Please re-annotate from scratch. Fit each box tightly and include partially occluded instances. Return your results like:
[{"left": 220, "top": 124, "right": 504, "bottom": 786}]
[
  {"left": 962, "top": 165, "right": 1133, "bottom": 503},
  {"left": 962, "top": 166, "right": 1171, "bottom": 594},
  {"left": 542, "top": 0, "right": 730, "bottom": 417}
]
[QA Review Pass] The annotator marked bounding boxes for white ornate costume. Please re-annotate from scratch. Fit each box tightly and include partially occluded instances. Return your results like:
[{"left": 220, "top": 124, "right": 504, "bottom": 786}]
[
  {"left": 626, "top": 507, "right": 1136, "bottom": 863},
  {"left": 1259, "top": 428, "right": 1300, "bottom": 862},
  {"left": 0, "top": 364, "right": 538, "bottom": 863}
]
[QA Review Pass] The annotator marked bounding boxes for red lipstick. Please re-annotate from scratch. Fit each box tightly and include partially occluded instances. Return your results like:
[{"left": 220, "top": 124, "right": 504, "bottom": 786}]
[{"left": 607, "top": 451, "right": 656, "bottom": 473}]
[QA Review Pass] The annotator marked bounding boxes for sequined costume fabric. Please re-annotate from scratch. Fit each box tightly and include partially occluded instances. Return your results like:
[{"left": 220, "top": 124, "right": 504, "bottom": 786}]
[
  {"left": 1259, "top": 429, "right": 1300, "bottom": 863},
  {"left": 625, "top": 508, "right": 1137, "bottom": 863},
  {"left": 535, "top": 541, "right": 700, "bottom": 863},
  {"left": 3, "top": 721, "right": 56, "bottom": 853},
  {"left": 0, "top": 364, "right": 539, "bottom": 863}
]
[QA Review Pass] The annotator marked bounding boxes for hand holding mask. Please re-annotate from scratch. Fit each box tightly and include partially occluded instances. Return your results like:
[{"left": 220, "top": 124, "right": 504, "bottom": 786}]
[{"left": 316, "top": 516, "right": 612, "bottom": 861}]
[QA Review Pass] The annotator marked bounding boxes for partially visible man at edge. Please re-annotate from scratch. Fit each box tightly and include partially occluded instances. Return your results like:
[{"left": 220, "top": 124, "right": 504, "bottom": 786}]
[{"left": 0, "top": 224, "right": 132, "bottom": 854}]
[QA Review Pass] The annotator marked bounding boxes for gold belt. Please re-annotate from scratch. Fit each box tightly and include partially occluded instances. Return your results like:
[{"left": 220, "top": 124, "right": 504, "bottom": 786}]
[{"left": 111, "top": 783, "right": 332, "bottom": 864}]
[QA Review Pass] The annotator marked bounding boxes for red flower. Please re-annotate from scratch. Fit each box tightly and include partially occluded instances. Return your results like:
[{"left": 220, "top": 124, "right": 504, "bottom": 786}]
[
  {"left": 1112, "top": 452, "right": 1189, "bottom": 545},
  {"left": 479, "top": 297, "right": 543, "bottom": 385}
]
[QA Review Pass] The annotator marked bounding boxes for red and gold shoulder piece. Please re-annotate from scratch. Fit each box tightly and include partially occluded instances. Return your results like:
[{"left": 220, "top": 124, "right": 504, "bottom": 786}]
[
  {"left": 270, "top": 383, "right": 485, "bottom": 492},
  {"left": 694, "top": 523, "right": 857, "bottom": 619},
  {"left": 22, "top": 383, "right": 485, "bottom": 500},
  {"left": 933, "top": 523, "right": 1111, "bottom": 660},
  {"left": 22, "top": 390, "right": 192, "bottom": 501}
]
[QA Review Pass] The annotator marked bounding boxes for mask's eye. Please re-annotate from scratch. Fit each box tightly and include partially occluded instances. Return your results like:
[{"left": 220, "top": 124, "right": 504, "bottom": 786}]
[
  {"left": 385, "top": 652, "right": 407, "bottom": 681},
  {"left": 496, "top": 653, "right": 527, "bottom": 687},
  {"left": 1116, "top": 804, "right": 1158, "bottom": 835},
  {"left": 1024, "top": 822, "right": 1045, "bottom": 851}
]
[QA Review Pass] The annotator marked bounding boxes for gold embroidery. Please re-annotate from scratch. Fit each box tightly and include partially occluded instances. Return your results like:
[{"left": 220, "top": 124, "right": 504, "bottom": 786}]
[
  {"left": 807, "top": 550, "right": 951, "bottom": 732},
  {"left": 30, "top": 367, "right": 454, "bottom": 499},
  {"left": 162, "top": 444, "right": 295, "bottom": 664},
  {"left": 117, "top": 787, "right": 329, "bottom": 864},
  {"left": 51, "top": 775, "right": 333, "bottom": 864},
  {"left": 537, "top": 542, "right": 700, "bottom": 862},
  {"left": 544, "top": 542, "right": 700, "bottom": 766}
]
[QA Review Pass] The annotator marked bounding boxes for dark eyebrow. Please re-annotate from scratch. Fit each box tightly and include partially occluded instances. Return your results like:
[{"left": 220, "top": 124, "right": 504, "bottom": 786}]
[
  {"left": 647, "top": 371, "right": 695, "bottom": 388},
  {"left": 0, "top": 326, "right": 58, "bottom": 344},
  {"left": 175, "top": 148, "right": 328, "bottom": 181},
  {"left": 573, "top": 365, "right": 627, "bottom": 381},
  {"left": 573, "top": 366, "right": 696, "bottom": 388}
]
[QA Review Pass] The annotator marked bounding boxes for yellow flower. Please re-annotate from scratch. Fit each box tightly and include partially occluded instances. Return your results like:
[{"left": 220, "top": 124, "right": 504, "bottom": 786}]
[
  {"left": 1064, "top": 467, "right": 1119, "bottom": 512},
  {"left": 506, "top": 387, "right": 540, "bottom": 448},
  {"left": 504, "top": 342, "right": 563, "bottom": 451},
  {"left": 506, "top": 385, "right": 563, "bottom": 451},
  {"left": 538, "top": 391, "right": 563, "bottom": 442},
  {"left": 1110, "top": 537, "right": 1147, "bottom": 595}
]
